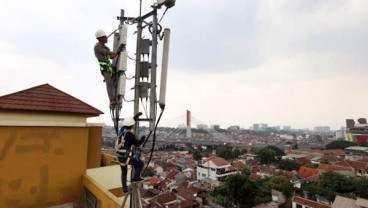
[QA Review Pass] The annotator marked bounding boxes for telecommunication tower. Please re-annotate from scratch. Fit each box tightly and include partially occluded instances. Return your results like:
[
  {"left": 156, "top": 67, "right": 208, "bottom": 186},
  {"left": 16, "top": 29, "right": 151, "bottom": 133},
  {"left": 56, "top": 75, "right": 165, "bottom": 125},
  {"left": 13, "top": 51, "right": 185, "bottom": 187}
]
[{"left": 108, "top": 0, "right": 175, "bottom": 207}]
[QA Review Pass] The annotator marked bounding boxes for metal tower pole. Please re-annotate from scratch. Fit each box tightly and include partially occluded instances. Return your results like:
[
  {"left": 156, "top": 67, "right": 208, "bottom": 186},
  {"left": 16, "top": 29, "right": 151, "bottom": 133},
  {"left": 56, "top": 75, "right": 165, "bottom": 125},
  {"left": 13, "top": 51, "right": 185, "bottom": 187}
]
[
  {"left": 133, "top": 5, "right": 143, "bottom": 136},
  {"left": 149, "top": 7, "right": 158, "bottom": 131}
]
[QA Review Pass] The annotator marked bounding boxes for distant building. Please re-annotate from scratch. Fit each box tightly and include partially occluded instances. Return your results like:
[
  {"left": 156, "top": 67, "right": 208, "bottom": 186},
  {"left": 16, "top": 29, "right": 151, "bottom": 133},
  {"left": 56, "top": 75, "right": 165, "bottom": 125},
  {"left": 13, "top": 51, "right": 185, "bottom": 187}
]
[
  {"left": 197, "top": 124, "right": 208, "bottom": 129},
  {"left": 259, "top": 123, "right": 268, "bottom": 130},
  {"left": 313, "top": 126, "right": 331, "bottom": 133},
  {"left": 227, "top": 125, "right": 240, "bottom": 131},
  {"left": 345, "top": 146, "right": 368, "bottom": 160},
  {"left": 346, "top": 118, "right": 368, "bottom": 144},
  {"left": 253, "top": 124, "right": 259, "bottom": 131},
  {"left": 335, "top": 127, "right": 346, "bottom": 140},
  {"left": 211, "top": 124, "right": 220, "bottom": 130},
  {"left": 283, "top": 126, "right": 291, "bottom": 131}
]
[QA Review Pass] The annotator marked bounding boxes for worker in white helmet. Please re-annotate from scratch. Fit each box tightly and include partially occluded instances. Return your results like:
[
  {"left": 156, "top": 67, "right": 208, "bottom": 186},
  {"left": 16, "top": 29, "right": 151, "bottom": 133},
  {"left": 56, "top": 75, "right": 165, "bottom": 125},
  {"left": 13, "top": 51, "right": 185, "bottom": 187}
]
[
  {"left": 115, "top": 116, "right": 146, "bottom": 193},
  {"left": 94, "top": 29, "right": 118, "bottom": 106}
]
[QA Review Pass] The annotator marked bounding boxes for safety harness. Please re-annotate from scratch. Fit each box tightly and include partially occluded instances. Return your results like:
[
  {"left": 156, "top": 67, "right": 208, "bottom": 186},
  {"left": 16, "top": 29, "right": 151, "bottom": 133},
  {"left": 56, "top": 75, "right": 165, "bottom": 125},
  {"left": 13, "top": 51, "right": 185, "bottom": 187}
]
[
  {"left": 99, "top": 56, "right": 114, "bottom": 76},
  {"left": 116, "top": 132, "right": 136, "bottom": 167}
]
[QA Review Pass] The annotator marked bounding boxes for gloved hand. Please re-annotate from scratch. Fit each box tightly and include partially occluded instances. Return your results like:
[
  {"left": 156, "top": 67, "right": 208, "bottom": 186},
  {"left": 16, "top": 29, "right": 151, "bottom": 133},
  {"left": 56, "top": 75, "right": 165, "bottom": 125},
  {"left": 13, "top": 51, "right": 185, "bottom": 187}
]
[
  {"left": 117, "top": 44, "right": 124, "bottom": 53},
  {"left": 140, "top": 135, "right": 146, "bottom": 142},
  {"left": 133, "top": 112, "right": 143, "bottom": 121}
]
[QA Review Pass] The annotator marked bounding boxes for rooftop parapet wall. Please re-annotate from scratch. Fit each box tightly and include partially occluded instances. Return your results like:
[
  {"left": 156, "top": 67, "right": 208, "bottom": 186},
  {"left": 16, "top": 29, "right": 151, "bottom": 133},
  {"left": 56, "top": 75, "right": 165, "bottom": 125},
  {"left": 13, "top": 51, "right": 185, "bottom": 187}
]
[{"left": 0, "top": 126, "right": 92, "bottom": 207}]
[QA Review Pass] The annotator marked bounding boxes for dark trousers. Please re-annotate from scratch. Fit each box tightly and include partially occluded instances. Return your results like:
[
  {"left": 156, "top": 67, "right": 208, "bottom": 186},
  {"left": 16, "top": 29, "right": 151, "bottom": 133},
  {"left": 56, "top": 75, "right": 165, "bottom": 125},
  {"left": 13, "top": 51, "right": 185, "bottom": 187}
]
[
  {"left": 118, "top": 155, "right": 144, "bottom": 193},
  {"left": 102, "top": 71, "right": 114, "bottom": 101}
]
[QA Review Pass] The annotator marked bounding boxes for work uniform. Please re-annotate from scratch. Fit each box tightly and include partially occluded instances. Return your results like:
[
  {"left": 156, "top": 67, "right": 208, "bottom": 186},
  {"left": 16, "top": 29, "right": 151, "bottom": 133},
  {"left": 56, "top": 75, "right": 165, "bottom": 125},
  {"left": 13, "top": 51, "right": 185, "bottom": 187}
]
[
  {"left": 94, "top": 42, "right": 115, "bottom": 102},
  {"left": 116, "top": 128, "right": 144, "bottom": 193}
]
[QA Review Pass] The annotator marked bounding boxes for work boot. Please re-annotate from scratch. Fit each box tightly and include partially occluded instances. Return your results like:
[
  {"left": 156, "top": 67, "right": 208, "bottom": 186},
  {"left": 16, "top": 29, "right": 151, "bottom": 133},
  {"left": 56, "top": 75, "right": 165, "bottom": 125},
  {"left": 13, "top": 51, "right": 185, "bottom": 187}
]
[{"left": 132, "top": 177, "right": 144, "bottom": 182}]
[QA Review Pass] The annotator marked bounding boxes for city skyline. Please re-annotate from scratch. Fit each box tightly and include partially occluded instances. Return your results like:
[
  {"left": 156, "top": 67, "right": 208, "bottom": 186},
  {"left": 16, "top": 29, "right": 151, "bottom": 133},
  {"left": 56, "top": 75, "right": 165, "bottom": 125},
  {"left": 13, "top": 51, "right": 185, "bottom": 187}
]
[{"left": 1, "top": 1, "right": 368, "bottom": 130}]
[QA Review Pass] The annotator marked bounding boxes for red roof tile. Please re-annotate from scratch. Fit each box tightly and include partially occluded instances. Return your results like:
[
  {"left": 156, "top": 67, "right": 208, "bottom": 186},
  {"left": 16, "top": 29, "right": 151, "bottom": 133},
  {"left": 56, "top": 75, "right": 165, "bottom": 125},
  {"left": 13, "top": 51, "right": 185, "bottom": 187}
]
[
  {"left": 346, "top": 160, "right": 368, "bottom": 170},
  {"left": 0, "top": 84, "right": 102, "bottom": 116},
  {"left": 297, "top": 166, "right": 319, "bottom": 179},
  {"left": 334, "top": 160, "right": 352, "bottom": 168},
  {"left": 232, "top": 160, "right": 246, "bottom": 169},
  {"left": 203, "top": 156, "right": 229, "bottom": 166},
  {"left": 149, "top": 176, "right": 160, "bottom": 186},
  {"left": 149, "top": 191, "right": 177, "bottom": 206},
  {"left": 293, "top": 196, "right": 331, "bottom": 208},
  {"left": 335, "top": 159, "right": 368, "bottom": 170},
  {"left": 318, "top": 163, "right": 353, "bottom": 171},
  {"left": 166, "top": 169, "right": 180, "bottom": 180},
  {"left": 250, "top": 173, "right": 262, "bottom": 180}
]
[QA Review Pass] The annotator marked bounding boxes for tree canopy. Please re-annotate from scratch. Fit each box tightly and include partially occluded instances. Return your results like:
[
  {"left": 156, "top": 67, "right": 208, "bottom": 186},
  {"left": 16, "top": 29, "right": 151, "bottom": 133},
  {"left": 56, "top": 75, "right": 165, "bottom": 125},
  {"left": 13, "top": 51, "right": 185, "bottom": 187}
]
[
  {"left": 255, "top": 146, "right": 285, "bottom": 164},
  {"left": 325, "top": 140, "right": 356, "bottom": 150}
]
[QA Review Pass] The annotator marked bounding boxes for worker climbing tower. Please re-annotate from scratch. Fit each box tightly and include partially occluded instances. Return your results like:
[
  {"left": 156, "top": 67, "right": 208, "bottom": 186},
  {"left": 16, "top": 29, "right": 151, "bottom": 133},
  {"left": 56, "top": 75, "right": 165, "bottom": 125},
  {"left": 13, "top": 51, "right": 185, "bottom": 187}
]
[{"left": 107, "top": 0, "right": 176, "bottom": 207}]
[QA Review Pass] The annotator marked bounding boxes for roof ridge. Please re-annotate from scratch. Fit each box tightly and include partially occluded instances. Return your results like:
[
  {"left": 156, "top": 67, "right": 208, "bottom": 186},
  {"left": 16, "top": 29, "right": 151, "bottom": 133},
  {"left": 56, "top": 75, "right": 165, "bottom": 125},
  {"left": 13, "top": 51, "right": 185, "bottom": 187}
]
[{"left": 0, "top": 83, "right": 103, "bottom": 116}]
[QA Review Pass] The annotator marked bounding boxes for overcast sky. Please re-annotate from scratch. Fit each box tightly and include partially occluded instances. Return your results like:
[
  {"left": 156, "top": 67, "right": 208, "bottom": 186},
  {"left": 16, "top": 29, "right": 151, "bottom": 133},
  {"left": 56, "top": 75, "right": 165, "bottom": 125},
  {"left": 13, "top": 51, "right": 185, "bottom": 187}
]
[{"left": 1, "top": 0, "right": 368, "bottom": 130}]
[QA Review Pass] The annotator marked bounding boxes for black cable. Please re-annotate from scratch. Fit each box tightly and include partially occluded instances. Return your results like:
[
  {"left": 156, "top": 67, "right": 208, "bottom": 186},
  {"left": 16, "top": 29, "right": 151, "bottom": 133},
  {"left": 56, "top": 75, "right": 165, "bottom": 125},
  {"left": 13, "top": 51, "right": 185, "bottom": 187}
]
[{"left": 141, "top": 108, "right": 164, "bottom": 175}]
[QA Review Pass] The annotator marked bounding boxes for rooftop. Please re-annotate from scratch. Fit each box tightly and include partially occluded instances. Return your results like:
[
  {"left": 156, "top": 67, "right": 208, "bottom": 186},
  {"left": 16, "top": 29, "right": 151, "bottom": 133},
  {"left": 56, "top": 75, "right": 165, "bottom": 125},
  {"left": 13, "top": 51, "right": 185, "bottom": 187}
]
[{"left": 0, "top": 83, "right": 102, "bottom": 116}]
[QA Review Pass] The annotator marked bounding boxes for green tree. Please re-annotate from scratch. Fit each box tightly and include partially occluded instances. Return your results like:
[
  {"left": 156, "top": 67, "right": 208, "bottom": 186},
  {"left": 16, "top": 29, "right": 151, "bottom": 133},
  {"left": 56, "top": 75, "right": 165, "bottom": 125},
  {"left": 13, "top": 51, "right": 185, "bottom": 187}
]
[
  {"left": 266, "top": 145, "right": 285, "bottom": 157},
  {"left": 258, "top": 148, "right": 276, "bottom": 164},
  {"left": 278, "top": 159, "right": 302, "bottom": 171},
  {"left": 354, "top": 178, "right": 368, "bottom": 199},
  {"left": 241, "top": 165, "right": 252, "bottom": 177},
  {"left": 225, "top": 174, "right": 256, "bottom": 208},
  {"left": 268, "top": 176, "right": 294, "bottom": 197},
  {"left": 193, "top": 150, "right": 202, "bottom": 161},
  {"left": 325, "top": 140, "right": 357, "bottom": 150},
  {"left": 233, "top": 148, "right": 241, "bottom": 159},
  {"left": 216, "top": 145, "right": 233, "bottom": 159},
  {"left": 211, "top": 185, "right": 231, "bottom": 207}
]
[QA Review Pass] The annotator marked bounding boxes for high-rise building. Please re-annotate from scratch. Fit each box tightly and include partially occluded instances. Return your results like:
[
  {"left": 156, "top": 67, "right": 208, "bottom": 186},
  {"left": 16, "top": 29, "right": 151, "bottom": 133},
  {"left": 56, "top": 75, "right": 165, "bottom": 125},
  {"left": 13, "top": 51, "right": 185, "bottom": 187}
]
[
  {"left": 283, "top": 126, "right": 291, "bottom": 131},
  {"left": 253, "top": 124, "right": 259, "bottom": 131}
]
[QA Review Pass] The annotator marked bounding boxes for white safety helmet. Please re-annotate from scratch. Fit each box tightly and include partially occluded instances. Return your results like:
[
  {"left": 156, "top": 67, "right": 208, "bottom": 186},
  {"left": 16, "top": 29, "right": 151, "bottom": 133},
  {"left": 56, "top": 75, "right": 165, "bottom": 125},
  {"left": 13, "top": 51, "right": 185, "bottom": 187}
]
[
  {"left": 123, "top": 117, "right": 135, "bottom": 127},
  {"left": 95, "top": 29, "right": 107, "bottom": 38}
]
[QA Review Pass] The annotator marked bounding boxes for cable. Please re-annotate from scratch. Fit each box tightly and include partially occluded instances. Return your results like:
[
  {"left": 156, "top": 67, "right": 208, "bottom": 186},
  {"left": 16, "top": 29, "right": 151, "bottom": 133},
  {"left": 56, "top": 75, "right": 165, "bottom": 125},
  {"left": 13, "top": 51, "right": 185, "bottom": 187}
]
[
  {"left": 141, "top": 107, "right": 165, "bottom": 176},
  {"left": 159, "top": 7, "right": 169, "bottom": 23}
]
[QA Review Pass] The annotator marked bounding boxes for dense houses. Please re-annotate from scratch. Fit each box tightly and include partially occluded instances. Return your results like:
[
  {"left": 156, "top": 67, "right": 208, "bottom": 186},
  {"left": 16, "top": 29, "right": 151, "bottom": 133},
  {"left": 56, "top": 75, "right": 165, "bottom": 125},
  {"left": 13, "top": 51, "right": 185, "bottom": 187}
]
[{"left": 100, "top": 143, "right": 368, "bottom": 207}]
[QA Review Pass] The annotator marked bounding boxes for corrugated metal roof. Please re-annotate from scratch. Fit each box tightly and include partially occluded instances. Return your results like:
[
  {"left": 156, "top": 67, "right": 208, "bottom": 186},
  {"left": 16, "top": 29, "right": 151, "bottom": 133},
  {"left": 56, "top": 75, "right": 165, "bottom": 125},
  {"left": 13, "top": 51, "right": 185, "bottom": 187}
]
[{"left": 0, "top": 83, "right": 103, "bottom": 116}]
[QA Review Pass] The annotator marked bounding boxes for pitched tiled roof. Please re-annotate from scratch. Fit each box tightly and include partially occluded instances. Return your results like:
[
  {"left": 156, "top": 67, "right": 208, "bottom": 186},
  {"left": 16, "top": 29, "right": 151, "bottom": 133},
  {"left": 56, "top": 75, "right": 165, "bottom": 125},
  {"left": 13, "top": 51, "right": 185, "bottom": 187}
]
[
  {"left": 293, "top": 196, "right": 331, "bottom": 208},
  {"left": 297, "top": 166, "right": 319, "bottom": 179},
  {"left": 334, "top": 160, "right": 352, "bottom": 168},
  {"left": 250, "top": 173, "right": 262, "bottom": 180},
  {"left": 166, "top": 169, "right": 180, "bottom": 180},
  {"left": 335, "top": 160, "right": 368, "bottom": 170},
  {"left": 149, "top": 176, "right": 160, "bottom": 186},
  {"left": 203, "top": 156, "right": 229, "bottom": 166},
  {"left": 0, "top": 84, "right": 102, "bottom": 116},
  {"left": 346, "top": 160, "right": 368, "bottom": 170},
  {"left": 318, "top": 163, "right": 353, "bottom": 171},
  {"left": 149, "top": 191, "right": 178, "bottom": 207},
  {"left": 232, "top": 160, "right": 246, "bottom": 169}
]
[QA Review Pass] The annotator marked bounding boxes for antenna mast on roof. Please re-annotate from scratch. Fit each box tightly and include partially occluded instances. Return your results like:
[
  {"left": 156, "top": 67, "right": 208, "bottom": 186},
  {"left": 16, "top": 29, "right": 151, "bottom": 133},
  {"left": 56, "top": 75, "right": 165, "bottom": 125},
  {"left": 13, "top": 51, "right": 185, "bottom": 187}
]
[{"left": 109, "top": 0, "right": 175, "bottom": 207}]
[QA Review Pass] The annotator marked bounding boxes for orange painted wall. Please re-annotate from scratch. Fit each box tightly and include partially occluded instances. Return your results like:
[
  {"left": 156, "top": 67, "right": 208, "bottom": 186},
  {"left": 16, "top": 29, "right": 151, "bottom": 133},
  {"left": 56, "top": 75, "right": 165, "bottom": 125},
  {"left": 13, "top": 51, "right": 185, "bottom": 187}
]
[
  {"left": 0, "top": 126, "right": 99, "bottom": 207},
  {"left": 87, "top": 126, "right": 102, "bottom": 169}
]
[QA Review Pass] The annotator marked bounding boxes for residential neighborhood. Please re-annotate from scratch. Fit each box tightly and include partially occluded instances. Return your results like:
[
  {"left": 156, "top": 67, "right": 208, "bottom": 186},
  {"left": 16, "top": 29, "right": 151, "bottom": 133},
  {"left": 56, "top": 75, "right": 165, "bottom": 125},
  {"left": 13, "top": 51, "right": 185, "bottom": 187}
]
[{"left": 101, "top": 125, "right": 368, "bottom": 207}]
